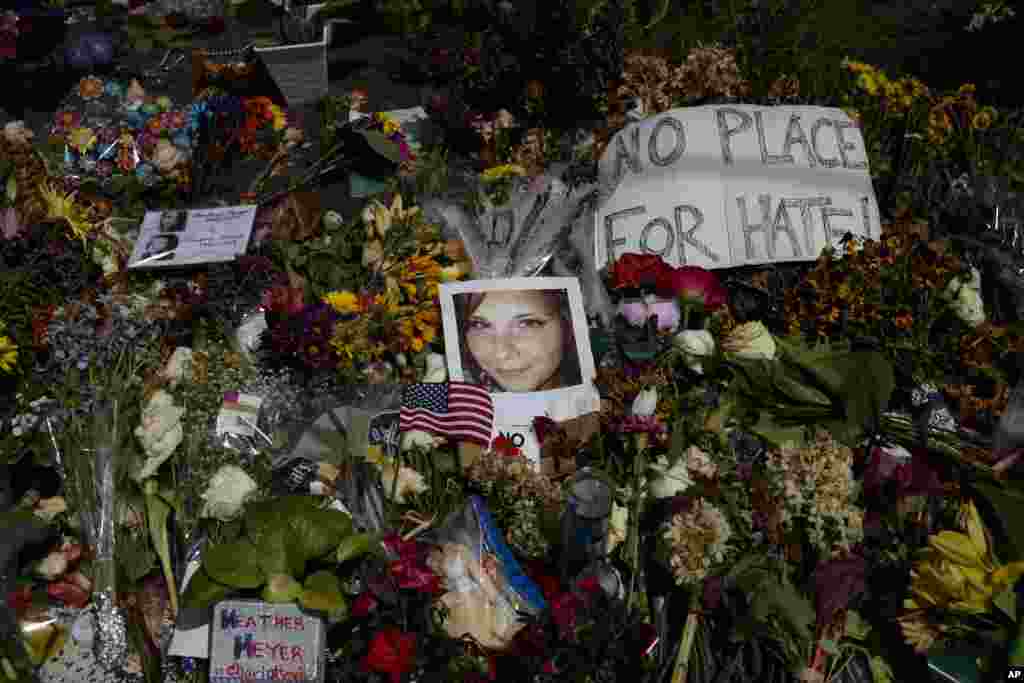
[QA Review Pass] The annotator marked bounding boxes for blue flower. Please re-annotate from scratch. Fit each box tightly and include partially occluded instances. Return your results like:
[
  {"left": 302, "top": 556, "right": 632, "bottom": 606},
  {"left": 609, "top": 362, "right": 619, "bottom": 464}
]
[
  {"left": 135, "top": 162, "right": 156, "bottom": 183},
  {"left": 104, "top": 81, "right": 124, "bottom": 98}
]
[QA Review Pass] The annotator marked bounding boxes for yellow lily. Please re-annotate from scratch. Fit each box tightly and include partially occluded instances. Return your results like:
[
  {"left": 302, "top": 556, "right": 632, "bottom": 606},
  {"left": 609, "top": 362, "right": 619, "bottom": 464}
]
[
  {"left": 364, "top": 194, "right": 420, "bottom": 240},
  {"left": 906, "top": 499, "right": 1024, "bottom": 616}
]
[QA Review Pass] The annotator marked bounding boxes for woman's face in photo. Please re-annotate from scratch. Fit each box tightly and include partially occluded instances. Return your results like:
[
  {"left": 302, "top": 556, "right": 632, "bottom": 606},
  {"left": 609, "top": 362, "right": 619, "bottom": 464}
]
[
  {"left": 465, "top": 290, "right": 564, "bottom": 392},
  {"left": 160, "top": 212, "right": 181, "bottom": 230}
]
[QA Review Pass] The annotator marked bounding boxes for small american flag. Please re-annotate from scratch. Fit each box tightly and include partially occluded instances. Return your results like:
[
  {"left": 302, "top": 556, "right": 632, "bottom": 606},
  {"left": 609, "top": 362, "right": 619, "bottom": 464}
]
[{"left": 400, "top": 382, "right": 494, "bottom": 446}]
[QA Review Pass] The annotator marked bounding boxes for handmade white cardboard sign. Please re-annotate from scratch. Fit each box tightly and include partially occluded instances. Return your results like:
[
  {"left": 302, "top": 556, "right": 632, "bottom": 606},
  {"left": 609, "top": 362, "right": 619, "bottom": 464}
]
[
  {"left": 209, "top": 600, "right": 325, "bottom": 683},
  {"left": 594, "top": 105, "right": 882, "bottom": 270}
]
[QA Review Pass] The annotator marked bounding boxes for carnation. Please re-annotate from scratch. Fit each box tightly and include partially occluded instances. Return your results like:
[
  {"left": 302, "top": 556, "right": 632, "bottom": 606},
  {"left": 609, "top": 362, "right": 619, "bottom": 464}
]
[{"left": 663, "top": 498, "right": 732, "bottom": 585}]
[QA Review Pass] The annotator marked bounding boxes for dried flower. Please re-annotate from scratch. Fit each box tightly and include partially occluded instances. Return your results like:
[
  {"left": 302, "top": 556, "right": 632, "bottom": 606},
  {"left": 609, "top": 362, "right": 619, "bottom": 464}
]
[
  {"left": 663, "top": 498, "right": 732, "bottom": 585},
  {"left": 77, "top": 76, "right": 105, "bottom": 101},
  {"left": 722, "top": 321, "right": 777, "bottom": 360}
]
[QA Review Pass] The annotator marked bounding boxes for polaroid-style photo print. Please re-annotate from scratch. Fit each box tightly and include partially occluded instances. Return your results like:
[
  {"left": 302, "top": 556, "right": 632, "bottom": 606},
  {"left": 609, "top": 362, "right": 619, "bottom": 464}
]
[
  {"left": 440, "top": 277, "right": 600, "bottom": 463},
  {"left": 128, "top": 206, "right": 257, "bottom": 269}
]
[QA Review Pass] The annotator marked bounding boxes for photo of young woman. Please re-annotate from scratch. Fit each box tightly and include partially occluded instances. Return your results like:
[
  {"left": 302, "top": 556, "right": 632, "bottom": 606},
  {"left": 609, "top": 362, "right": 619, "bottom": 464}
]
[{"left": 454, "top": 289, "right": 583, "bottom": 393}]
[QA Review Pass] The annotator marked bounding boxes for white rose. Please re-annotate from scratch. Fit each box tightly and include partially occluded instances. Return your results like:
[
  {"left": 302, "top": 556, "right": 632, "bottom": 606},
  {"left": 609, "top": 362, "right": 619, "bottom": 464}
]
[
  {"left": 423, "top": 353, "right": 447, "bottom": 383},
  {"left": 160, "top": 347, "right": 193, "bottom": 388},
  {"left": 152, "top": 138, "right": 184, "bottom": 173},
  {"left": 632, "top": 387, "right": 659, "bottom": 417},
  {"left": 606, "top": 502, "right": 629, "bottom": 554},
  {"left": 401, "top": 429, "right": 445, "bottom": 451},
  {"left": 723, "top": 321, "right": 777, "bottom": 361},
  {"left": 945, "top": 267, "right": 986, "bottom": 327},
  {"left": 133, "top": 389, "right": 184, "bottom": 481},
  {"left": 674, "top": 329, "right": 716, "bottom": 375},
  {"left": 201, "top": 465, "right": 259, "bottom": 521},
  {"left": 379, "top": 464, "right": 428, "bottom": 504},
  {"left": 647, "top": 456, "right": 694, "bottom": 499},
  {"left": 35, "top": 550, "right": 69, "bottom": 581}
]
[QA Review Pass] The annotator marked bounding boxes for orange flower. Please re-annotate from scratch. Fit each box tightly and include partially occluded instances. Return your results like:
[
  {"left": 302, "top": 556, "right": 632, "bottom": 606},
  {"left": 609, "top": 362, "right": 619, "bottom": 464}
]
[
  {"left": 78, "top": 77, "right": 104, "bottom": 101},
  {"left": 894, "top": 310, "right": 914, "bottom": 330}
]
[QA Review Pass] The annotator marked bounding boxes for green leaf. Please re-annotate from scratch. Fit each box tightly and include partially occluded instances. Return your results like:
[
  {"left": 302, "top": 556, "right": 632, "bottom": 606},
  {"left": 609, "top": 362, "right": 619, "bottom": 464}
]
[
  {"left": 181, "top": 567, "right": 234, "bottom": 609},
  {"left": 135, "top": 37, "right": 154, "bottom": 52},
  {"left": 819, "top": 638, "right": 839, "bottom": 656},
  {"left": 994, "top": 585, "right": 1017, "bottom": 622},
  {"left": 6, "top": 173, "right": 16, "bottom": 204},
  {"left": 117, "top": 530, "right": 157, "bottom": 584},
  {"left": 971, "top": 481, "right": 1024, "bottom": 563},
  {"left": 145, "top": 492, "right": 179, "bottom": 613},
  {"left": 336, "top": 533, "right": 378, "bottom": 564},
  {"left": 203, "top": 539, "right": 267, "bottom": 588},
  {"left": 361, "top": 130, "right": 402, "bottom": 165},
  {"left": 300, "top": 570, "right": 348, "bottom": 615}
]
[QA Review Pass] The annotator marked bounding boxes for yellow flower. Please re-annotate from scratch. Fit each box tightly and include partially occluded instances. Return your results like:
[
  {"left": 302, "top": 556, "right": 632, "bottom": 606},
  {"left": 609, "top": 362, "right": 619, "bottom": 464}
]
[
  {"left": 481, "top": 164, "right": 528, "bottom": 182},
  {"left": 68, "top": 127, "right": 97, "bottom": 154},
  {"left": 0, "top": 334, "right": 17, "bottom": 373},
  {"left": 39, "top": 182, "right": 94, "bottom": 241},
  {"left": 364, "top": 194, "right": 420, "bottom": 238},
  {"left": 905, "top": 499, "right": 1024, "bottom": 615},
  {"left": 375, "top": 112, "right": 401, "bottom": 136},
  {"left": 269, "top": 105, "right": 287, "bottom": 131},
  {"left": 856, "top": 72, "right": 880, "bottom": 97},
  {"left": 972, "top": 107, "right": 996, "bottom": 130},
  {"left": 366, "top": 444, "right": 387, "bottom": 466},
  {"left": 323, "top": 290, "right": 361, "bottom": 314}
]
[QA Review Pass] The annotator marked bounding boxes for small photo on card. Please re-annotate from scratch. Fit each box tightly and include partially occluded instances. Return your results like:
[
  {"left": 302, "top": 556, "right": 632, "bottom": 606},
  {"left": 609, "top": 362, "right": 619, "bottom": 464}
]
[{"left": 440, "top": 277, "right": 600, "bottom": 441}]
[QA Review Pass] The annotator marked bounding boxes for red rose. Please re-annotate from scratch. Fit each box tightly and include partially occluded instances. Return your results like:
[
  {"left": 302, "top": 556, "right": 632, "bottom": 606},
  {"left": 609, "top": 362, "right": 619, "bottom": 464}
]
[
  {"left": 351, "top": 591, "right": 378, "bottom": 618},
  {"left": 389, "top": 559, "right": 443, "bottom": 594},
  {"left": 607, "top": 253, "right": 673, "bottom": 291},
  {"left": 363, "top": 628, "right": 417, "bottom": 683},
  {"left": 654, "top": 266, "right": 727, "bottom": 310}
]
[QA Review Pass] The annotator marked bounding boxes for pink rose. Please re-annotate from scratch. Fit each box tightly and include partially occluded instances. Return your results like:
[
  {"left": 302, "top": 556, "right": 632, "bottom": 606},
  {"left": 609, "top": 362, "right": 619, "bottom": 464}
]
[
  {"left": 618, "top": 297, "right": 681, "bottom": 331},
  {"left": 654, "top": 266, "right": 728, "bottom": 311}
]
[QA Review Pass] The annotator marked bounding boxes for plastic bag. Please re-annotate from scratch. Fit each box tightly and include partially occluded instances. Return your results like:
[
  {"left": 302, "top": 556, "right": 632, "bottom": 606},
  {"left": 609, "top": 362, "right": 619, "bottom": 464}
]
[
  {"left": 426, "top": 495, "right": 547, "bottom": 650},
  {"left": 273, "top": 384, "right": 404, "bottom": 533},
  {"left": 422, "top": 165, "right": 595, "bottom": 279}
]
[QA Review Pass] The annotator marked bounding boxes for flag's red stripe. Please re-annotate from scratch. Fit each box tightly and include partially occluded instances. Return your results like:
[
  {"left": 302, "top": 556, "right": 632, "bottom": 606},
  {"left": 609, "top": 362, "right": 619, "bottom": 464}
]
[{"left": 399, "top": 413, "right": 492, "bottom": 436}]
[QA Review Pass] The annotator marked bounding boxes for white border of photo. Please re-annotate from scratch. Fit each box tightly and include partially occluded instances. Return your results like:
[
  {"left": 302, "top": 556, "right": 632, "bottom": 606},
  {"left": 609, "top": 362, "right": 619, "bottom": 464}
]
[{"left": 439, "top": 277, "right": 600, "bottom": 464}]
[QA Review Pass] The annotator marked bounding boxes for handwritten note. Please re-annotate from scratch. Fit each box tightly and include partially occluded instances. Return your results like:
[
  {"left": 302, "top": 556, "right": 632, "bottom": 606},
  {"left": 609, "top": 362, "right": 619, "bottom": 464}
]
[
  {"left": 209, "top": 601, "right": 325, "bottom": 683},
  {"left": 594, "top": 105, "right": 882, "bottom": 270}
]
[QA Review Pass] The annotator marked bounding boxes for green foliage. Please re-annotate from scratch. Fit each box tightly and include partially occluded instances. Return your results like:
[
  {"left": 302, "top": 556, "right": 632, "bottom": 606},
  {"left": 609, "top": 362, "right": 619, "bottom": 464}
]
[
  {"left": 727, "top": 337, "right": 894, "bottom": 446},
  {"left": 182, "top": 495, "right": 356, "bottom": 609}
]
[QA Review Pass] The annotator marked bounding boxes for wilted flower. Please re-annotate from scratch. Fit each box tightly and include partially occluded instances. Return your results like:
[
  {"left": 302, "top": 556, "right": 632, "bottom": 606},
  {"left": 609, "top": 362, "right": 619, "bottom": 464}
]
[
  {"left": 201, "top": 465, "right": 259, "bottom": 521},
  {"left": 133, "top": 389, "right": 185, "bottom": 481},
  {"left": 77, "top": 76, "right": 104, "bottom": 101},
  {"left": 663, "top": 497, "right": 732, "bottom": 585},
  {"left": 648, "top": 456, "right": 694, "bottom": 499},
  {"left": 944, "top": 267, "right": 985, "bottom": 326},
  {"left": 655, "top": 266, "right": 728, "bottom": 311},
  {"left": 3, "top": 120, "right": 33, "bottom": 146},
  {"left": 379, "top": 463, "right": 429, "bottom": 504},
  {"left": 160, "top": 346, "right": 193, "bottom": 388},
  {"left": 722, "top": 321, "right": 777, "bottom": 361}
]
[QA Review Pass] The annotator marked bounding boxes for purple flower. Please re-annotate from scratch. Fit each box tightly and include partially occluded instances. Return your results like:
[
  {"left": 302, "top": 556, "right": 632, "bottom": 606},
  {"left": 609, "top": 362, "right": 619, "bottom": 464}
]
[
  {"left": 736, "top": 462, "right": 754, "bottom": 480},
  {"left": 862, "top": 446, "right": 944, "bottom": 499},
  {"left": 702, "top": 576, "right": 724, "bottom": 611},
  {"left": 614, "top": 415, "right": 666, "bottom": 435},
  {"left": 813, "top": 553, "right": 866, "bottom": 625}
]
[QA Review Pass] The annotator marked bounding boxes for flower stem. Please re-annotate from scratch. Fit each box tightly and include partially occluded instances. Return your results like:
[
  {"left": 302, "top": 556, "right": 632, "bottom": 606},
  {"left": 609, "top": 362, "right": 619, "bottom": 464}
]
[
  {"left": 670, "top": 592, "right": 701, "bottom": 683},
  {"left": 625, "top": 439, "right": 646, "bottom": 613}
]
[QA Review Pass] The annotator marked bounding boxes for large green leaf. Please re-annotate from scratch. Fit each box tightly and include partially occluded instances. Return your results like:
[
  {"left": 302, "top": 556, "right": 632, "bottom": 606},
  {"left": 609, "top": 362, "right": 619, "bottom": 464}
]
[
  {"left": 299, "top": 570, "right": 348, "bottom": 615},
  {"left": 336, "top": 533, "right": 379, "bottom": 564},
  {"left": 360, "top": 130, "right": 402, "bottom": 165},
  {"left": 181, "top": 567, "right": 234, "bottom": 609},
  {"left": 202, "top": 539, "right": 267, "bottom": 588}
]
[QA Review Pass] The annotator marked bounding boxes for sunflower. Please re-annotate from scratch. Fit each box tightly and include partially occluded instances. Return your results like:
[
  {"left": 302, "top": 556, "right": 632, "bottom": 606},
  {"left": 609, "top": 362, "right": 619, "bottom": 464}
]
[{"left": 38, "top": 182, "right": 95, "bottom": 241}]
